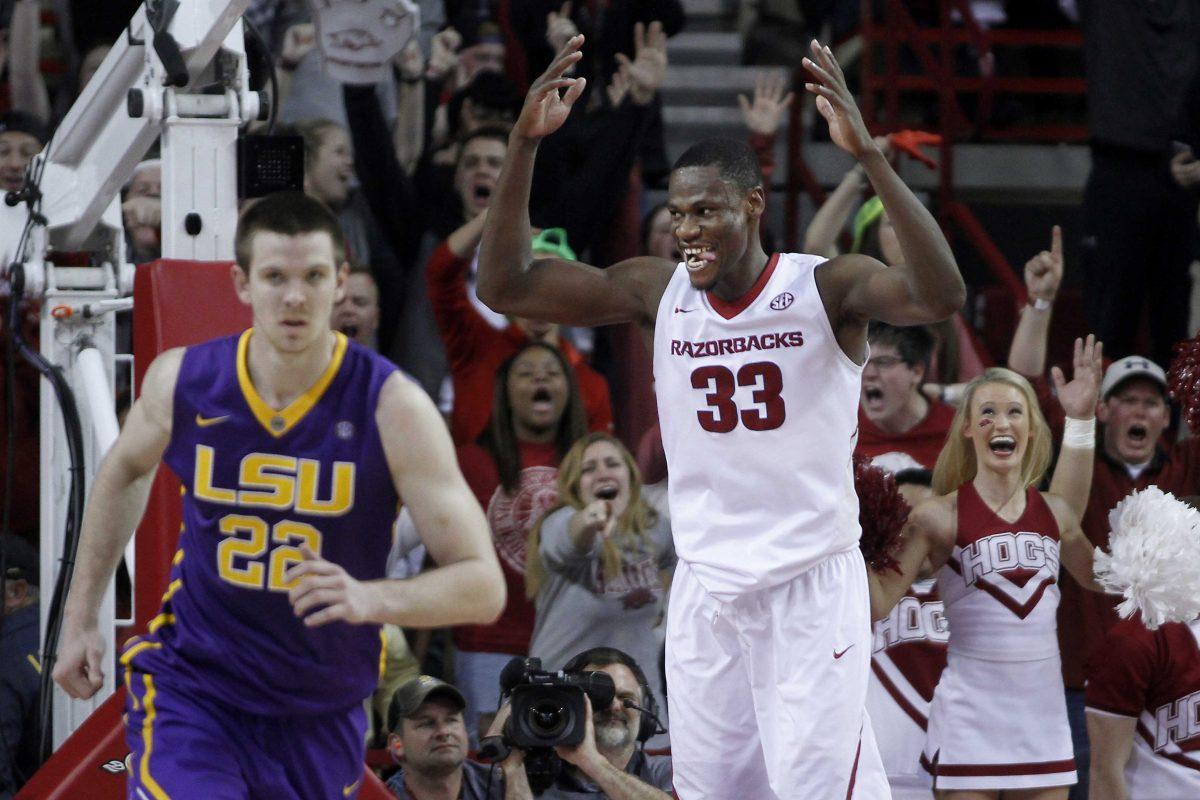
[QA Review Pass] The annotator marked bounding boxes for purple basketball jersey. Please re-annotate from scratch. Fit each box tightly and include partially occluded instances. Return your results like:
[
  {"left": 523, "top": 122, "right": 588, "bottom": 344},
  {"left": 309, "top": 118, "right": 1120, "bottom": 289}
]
[{"left": 122, "top": 330, "right": 400, "bottom": 715}]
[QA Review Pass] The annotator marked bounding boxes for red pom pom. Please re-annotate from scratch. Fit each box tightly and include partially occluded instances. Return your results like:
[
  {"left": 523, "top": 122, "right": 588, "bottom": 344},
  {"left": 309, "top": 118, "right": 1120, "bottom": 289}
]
[
  {"left": 854, "top": 456, "right": 910, "bottom": 573},
  {"left": 1168, "top": 333, "right": 1200, "bottom": 432}
]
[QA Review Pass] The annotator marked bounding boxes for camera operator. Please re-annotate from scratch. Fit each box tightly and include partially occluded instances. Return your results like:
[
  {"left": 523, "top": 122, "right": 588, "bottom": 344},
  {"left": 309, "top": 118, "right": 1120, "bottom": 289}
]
[
  {"left": 490, "top": 648, "right": 672, "bottom": 799},
  {"left": 385, "top": 676, "right": 502, "bottom": 799}
]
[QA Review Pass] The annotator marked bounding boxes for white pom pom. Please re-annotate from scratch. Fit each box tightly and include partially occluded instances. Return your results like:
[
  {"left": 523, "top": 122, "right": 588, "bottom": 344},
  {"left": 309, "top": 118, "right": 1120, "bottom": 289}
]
[{"left": 1093, "top": 487, "right": 1200, "bottom": 630}]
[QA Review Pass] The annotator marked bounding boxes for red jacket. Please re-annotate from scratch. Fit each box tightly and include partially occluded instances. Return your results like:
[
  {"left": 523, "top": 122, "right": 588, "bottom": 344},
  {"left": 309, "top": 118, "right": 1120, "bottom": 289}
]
[
  {"left": 425, "top": 242, "right": 614, "bottom": 446},
  {"left": 453, "top": 441, "right": 562, "bottom": 655},
  {"left": 854, "top": 399, "right": 956, "bottom": 470}
]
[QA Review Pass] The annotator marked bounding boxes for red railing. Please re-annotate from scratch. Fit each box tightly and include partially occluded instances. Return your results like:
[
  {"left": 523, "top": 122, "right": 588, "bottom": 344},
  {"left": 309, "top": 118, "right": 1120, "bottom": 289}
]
[{"left": 786, "top": 0, "right": 1088, "bottom": 304}]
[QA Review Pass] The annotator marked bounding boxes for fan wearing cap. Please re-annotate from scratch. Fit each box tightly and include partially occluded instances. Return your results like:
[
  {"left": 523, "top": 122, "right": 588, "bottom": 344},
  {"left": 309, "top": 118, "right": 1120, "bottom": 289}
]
[
  {"left": 1009, "top": 320, "right": 1200, "bottom": 793},
  {"left": 0, "top": 110, "right": 47, "bottom": 196},
  {"left": 385, "top": 676, "right": 500, "bottom": 800},
  {"left": 425, "top": 215, "right": 613, "bottom": 446},
  {"left": 1, "top": 535, "right": 40, "bottom": 797}
]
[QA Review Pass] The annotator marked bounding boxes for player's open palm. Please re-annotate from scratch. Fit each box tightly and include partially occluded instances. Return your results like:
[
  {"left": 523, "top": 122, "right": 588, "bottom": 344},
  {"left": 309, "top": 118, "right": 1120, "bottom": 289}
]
[
  {"left": 52, "top": 624, "right": 107, "bottom": 699},
  {"left": 515, "top": 35, "right": 587, "bottom": 140},
  {"left": 1024, "top": 225, "right": 1063, "bottom": 303},
  {"left": 803, "top": 39, "right": 874, "bottom": 158},
  {"left": 1052, "top": 335, "right": 1103, "bottom": 420},
  {"left": 286, "top": 546, "right": 378, "bottom": 627}
]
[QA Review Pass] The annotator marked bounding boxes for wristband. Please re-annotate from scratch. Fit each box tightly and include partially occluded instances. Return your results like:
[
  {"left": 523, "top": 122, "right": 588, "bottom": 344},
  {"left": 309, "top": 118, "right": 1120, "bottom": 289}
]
[
  {"left": 1062, "top": 416, "right": 1096, "bottom": 449},
  {"left": 1028, "top": 297, "right": 1052, "bottom": 311}
]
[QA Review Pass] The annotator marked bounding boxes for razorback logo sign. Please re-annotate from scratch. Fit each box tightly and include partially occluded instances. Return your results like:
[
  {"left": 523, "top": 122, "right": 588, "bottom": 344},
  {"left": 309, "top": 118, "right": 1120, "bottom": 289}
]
[{"left": 948, "top": 531, "right": 1060, "bottom": 618}]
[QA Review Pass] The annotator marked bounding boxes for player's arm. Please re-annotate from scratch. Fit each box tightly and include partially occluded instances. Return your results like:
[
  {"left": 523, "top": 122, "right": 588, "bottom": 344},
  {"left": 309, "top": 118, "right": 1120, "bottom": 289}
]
[
  {"left": 475, "top": 35, "right": 674, "bottom": 328},
  {"left": 802, "top": 41, "right": 964, "bottom": 326},
  {"left": 868, "top": 497, "right": 954, "bottom": 620},
  {"left": 1085, "top": 711, "right": 1136, "bottom": 800},
  {"left": 53, "top": 348, "right": 182, "bottom": 699},
  {"left": 1048, "top": 335, "right": 1103, "bottom": 520},
  {"left": 287, "top": 373, "right": 505, "bottom": 628}
]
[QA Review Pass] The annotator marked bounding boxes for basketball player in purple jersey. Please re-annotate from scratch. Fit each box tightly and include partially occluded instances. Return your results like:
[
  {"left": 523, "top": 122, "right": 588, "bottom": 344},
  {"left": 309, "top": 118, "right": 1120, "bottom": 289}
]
[
  {"left": 52, "top": 192, "right": 506, "bottom": 799},
  {"left": 476, "top": 36, "right": 964, "bottom": 800}
]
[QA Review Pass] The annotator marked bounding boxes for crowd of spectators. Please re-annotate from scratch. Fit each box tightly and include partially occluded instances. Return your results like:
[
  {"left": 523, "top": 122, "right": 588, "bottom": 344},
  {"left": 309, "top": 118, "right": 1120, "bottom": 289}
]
[{"left": 0, "top": 1, "right": 1198, "bottom": 799}]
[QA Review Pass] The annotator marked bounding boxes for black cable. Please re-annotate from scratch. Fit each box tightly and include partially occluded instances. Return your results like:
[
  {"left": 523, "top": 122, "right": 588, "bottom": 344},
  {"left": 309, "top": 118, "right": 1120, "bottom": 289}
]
[{"left": 241, "top": 14, "right": 278, "bottom": 135}]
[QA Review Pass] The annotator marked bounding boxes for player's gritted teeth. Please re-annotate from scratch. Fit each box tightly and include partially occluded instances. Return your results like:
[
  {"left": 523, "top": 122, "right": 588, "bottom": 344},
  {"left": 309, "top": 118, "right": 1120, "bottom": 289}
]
[{"left": 682, "top": 245, "right": 717, "bottom": 273}]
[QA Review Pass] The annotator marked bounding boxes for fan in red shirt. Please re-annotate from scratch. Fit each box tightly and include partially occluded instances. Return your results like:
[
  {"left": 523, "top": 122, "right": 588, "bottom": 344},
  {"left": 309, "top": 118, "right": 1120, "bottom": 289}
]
[
  {"left": 856, "top": 321, "right": 955, "bottom": 471},
  {"left": 452, "top": 340, "right": 589, "bottom": 744},
  {"left": 425, "top": 129, "right": 613, "bottom": 446}
]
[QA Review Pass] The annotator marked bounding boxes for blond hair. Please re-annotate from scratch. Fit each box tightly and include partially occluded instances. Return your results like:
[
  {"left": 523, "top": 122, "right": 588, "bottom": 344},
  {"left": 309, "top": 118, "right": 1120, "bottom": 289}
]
[
  {"left": 526, "top": 433, "right": 659, "bottom": 599},
  {"left": 932, "top": 367, "right": 1052, "bottom": 496}
]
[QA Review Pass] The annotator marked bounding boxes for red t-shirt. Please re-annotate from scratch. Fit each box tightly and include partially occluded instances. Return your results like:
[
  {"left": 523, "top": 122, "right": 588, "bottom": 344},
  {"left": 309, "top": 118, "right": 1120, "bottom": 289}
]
[
  {"left": 855, "top": 399, "right": 956, "bottom": 470},
  {"left": 453, "top": 440, "right": 562, "bottom": 654},
  {"left": 1029, "top": 376, "right": 1200, "bottom": 687},
  {"left": 425, "top": 242, "right": 614, "bottom": 445}
]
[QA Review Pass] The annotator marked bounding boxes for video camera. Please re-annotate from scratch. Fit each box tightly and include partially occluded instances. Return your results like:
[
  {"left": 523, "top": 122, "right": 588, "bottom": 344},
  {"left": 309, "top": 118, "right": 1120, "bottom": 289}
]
[{"left": 480, "top": 657, "right": 615, "bottom": 794}]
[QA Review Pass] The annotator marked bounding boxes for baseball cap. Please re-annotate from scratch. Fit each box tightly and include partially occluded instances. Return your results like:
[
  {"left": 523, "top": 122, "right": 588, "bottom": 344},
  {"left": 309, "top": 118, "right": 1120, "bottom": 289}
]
[
  {"left": 387, "top": 676, "right": 467, "bottom": 731},
  {"left": 1100, "top": 355, "right": 1167, "bottom": 400},
  {"left": 0, "top": 111, "right": 49, "bottom": 145},
  {"left": 1, "top": 535, "right": 39, "bottom": 585}
]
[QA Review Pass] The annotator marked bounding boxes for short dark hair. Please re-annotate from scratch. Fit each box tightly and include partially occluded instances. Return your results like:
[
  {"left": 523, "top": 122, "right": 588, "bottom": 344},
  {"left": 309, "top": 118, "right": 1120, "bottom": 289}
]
[
  {"left": 456, "top": 124, "right": 510, "bottom": 167},
  {"left": 868, "top": 321, "right": 936, "bottom": 370},
  {"left": 234, "top": 191, "right": 346, "bottom": 272},
  {"left": 563, "top": 647, "right": 651, "bottom": 705},
  {"left": 672, "top": 138, "right": 763, "bottom": 193}
]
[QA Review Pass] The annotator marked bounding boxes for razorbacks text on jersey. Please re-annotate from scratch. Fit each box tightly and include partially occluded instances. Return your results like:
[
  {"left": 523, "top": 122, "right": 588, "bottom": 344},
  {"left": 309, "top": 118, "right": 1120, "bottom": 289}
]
[
  {"left": 121, "top": 330, "right": 400, "bottom": 715},
  {"left": 652, "top": 253, "right": 864, "bottom": 597},
  {"left": 1087, "top": 618, "right": 1200, "bottom": 798},
  {"left": 938, "top": 483, "right": 1062, "bottom": 661}
]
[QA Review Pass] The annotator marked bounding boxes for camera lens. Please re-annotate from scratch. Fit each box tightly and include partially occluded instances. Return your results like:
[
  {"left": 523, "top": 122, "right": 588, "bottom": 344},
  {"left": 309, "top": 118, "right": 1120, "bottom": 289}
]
[{"left": 528, "top": 699, "right": 569, "bottom": 737}]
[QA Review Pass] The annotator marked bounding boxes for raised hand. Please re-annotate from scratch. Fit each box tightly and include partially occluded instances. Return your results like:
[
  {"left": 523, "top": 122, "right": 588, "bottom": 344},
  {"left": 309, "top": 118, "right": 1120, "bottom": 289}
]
[
  {"left": 1052, "top": 335, "right": 1103, "bottom": 420},
  {"left": 514, "top": 35, "right": 587, "bottom": 140},
  {"left": 739, "top": 71, "right": 795, "bottom": 137},
  {"left": 802, "top": 39, "right": 875, "bottom": 159},
  {"left": 425, "top": 27, "right": 461, "bottom": 81},
  {"left": 546, "top": 2, "right": 579, "bottom": 55},
  {"left": 1025, "top": 225, "right": 1063, "bottom": 305},
  {"left": 281, "top": 23, "right": 317, "bottom": 70},
  {"left": 606, "top": 62, "right": 632, "bottom": 107},
  {"left": 614, "top": 20, "right": 667, "bottom": 105}
]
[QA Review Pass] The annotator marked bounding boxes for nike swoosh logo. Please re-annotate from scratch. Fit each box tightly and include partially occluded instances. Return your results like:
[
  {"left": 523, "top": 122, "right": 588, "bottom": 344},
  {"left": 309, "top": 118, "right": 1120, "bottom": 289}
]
[
  {"left": 195, "top": 414, "right": 229, "bottom": 427},
  {"left": 674, "top": 307, "right": 696, "bottom": 314},
  {"left": 343, "top": 778, "right": 361, "bottom": 797},
  {"left": 833, "top": 645, "right": 855, "bottom": 660}
]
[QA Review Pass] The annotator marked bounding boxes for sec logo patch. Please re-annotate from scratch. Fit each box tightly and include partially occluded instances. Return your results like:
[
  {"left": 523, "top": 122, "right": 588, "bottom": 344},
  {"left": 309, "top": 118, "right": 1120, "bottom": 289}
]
[{"left": 770, "top": 292, "right": 794, "bottom": 311}]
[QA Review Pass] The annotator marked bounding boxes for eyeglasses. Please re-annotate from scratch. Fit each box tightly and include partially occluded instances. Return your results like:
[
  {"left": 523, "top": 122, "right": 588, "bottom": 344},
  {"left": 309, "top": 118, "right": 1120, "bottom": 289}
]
[{"left": 865, "top": 355, "right": 909, "bottom": 370}]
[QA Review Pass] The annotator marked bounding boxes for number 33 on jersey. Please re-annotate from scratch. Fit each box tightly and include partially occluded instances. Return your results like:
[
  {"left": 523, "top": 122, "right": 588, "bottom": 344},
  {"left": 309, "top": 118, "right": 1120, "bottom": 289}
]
[{"left": 652, "top": 253, "right": 865, "bottom": 594}]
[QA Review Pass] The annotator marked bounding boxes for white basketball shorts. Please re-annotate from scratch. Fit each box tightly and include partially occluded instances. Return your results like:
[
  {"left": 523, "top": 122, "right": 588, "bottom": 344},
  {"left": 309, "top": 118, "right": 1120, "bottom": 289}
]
[{"left": 665, "top": 548, "right": 890, "bottom": 799}]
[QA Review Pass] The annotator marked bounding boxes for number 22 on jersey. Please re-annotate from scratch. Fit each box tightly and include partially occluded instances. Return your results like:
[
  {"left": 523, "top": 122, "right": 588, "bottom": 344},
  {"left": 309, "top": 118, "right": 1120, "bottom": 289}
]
[{"left": 690, "top": 361, "right": 786, "bottom": 433}]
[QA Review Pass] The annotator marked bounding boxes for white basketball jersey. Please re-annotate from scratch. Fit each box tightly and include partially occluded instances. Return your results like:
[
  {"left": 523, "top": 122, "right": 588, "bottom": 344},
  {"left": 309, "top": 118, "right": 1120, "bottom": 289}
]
[{"left": 652, "top": 253, "right": 864, "bottom": 597}]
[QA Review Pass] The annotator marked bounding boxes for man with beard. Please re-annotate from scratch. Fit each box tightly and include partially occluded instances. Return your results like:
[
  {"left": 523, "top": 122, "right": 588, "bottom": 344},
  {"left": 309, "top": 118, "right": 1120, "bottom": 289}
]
[
  {"left": 1009, "top": 302, "right": 1200, "bottom": 798},
  {"left": 493, "top": 647, "right": 672, "bottom": 800},
  {"left": 385, "top": 676, "right": 500, "bottom": 800}
]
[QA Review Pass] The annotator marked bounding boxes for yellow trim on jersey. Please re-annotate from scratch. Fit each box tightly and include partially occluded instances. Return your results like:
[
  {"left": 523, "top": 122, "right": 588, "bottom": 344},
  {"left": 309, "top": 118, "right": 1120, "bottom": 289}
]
[
  {"left": 172, "top": 548, "right": 184, "bottom": 565},
  {"left": 26, "top": 654, "right": 40, "bottom": 673},
  {"left": 162, "top": 579, "right": 182, "bottom": 604},
  {"left": 235, "top": 329, "right": 349, "bottom": 438},
  {"left": 120, "top": 640, "right": 163, "bottom": 666},
  {"left": 378, "top": 628, "right": 388, "bottom": 681},
  {"left": 139, "top": 674, "right": 171, "bottom": 799},
  {"left": 148, "top": 613, "right": 175, "bottom": 635},
  {"left": 124, "top": 666, "right": 138, "bottom": 711}
]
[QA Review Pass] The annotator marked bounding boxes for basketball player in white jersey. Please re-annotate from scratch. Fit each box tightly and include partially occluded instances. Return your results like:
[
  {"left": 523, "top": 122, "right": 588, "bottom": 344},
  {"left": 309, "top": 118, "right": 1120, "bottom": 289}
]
[{"left": 475, "top": 35, "right": 965, "bottom": 800}]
